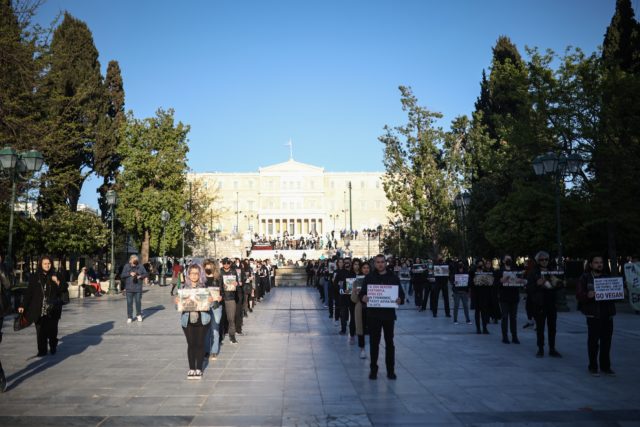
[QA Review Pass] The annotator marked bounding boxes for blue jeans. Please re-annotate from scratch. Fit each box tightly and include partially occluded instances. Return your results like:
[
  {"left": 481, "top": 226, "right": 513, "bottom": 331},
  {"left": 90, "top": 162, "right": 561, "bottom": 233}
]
[
  {"left": 205, "top": 305, "right": 223, "bottom": 355},
  {"left": 322, "top": 278, "right": 329, "bottom": 305},
  {"left": 126, "top": 291, "right": 142, "bottom": 319}
]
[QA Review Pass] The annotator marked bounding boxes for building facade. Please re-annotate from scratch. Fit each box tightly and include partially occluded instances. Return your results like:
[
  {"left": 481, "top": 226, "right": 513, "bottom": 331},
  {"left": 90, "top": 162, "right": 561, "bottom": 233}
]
[{"left": 190, "top": 159, "right": 390, "bottom": 238}]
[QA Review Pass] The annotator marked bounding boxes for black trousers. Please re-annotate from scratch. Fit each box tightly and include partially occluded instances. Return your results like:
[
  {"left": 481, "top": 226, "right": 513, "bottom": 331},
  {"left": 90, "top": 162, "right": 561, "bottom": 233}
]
[
  {"left": 224, "top": 300, "right": 237, "bottom": 337},
  {"left": 587, "top": 316, "right": 613, "bottom": 371},
  {"left": 368, "top": 316, "right": 395, "bottom": 374},
  {"left": 535, "top": 306, "right": 557, "bottom": 350},
  {"left": 235, "top": 292, "right": 244, "bottom": 333},
  {"left": 36, "top": 315, "right": 59, "bottom": 354},
  {"left": 307, "top": 273, "right": 314, "bottom": 286},
  {"left": 182, "top": 322, "right": 208, "bottom": 370},
  {"left": 420, "top": 284, "right": 432, "bottom": 310},
  {"left": 500, "top": 300, "right": 519, "bottom": 338},
  {"left": 431, "top": 283, "right": 450, "bottom": 316},
  {"left": 339, "top": 298, "right": 349, "bottom": 333},
  {"left": 348, "top": 301, "right": 356, "bottom": 337},
  {"left": 413, "top": 283, "right": 424, "bottom": 308}
]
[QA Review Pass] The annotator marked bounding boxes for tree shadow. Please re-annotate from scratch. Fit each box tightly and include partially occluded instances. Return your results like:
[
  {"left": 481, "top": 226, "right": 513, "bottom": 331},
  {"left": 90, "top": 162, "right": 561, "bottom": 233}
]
[{"left": 5, "top": 321, "right": 114, "bottom": 391}]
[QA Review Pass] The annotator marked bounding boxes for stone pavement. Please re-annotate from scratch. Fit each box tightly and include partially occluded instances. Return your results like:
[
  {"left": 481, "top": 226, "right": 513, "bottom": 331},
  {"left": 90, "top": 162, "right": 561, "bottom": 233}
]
[{"left": 0, "top": 286, "right": 639, "bottom": 427}]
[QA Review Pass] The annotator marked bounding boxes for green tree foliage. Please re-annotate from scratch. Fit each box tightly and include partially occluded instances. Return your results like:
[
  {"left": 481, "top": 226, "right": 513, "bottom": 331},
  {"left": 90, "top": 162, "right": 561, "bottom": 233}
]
[
  {"left": 117, "top": 109, "right": 190, "bottom": 263},
  {"left": 95, "top": 60, "right": 125, "bottom": 219},
  {"left": 41, "top": 206, "right": 108, "bottom": 257},
  {"left": 380, "top": 86, "right": 452, "bottom": 257},
  {"left": 38, "top": 12, "right": 105, "bottom": 215}
]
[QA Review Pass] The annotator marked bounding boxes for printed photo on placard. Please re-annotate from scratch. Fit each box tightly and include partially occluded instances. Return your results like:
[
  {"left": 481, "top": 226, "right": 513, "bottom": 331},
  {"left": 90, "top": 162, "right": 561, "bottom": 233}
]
[
  {"left": 222, "top": 275, "right": 237, "bottom": 291},
  {"left": 473, "top": 272, "right": 494, "bottom": 286},
  {"left": 434, "top": 265, "right": 449, "bottom": 277},
  {"left": 353, "top": 275, "right": 365, "bottom": 293},
  {"left": 540, "top": 271, "right": 564, "bottom": 289},
  {"left": 502, "top": 271, "right": 526, "bottom": 287},
  {"left": 177, "top": 288, "right": 212, "bottom": 312},
  {"left": 345, "top": 278, "right": 355, "bottom": 294}
]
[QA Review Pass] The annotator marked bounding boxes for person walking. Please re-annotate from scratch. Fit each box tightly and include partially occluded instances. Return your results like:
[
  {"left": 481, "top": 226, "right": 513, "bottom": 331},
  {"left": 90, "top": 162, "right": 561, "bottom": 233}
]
[
  {"left": 120, "top": 255, "right": 148, "bottom": 323},
  {"left": 220, "top": 258, "right": 239, "bottom": 344},
  {"left": 576, "top": 255, "right": 616, "bottom": 376},
  {"left": 526, "top": 251, "right": 562, "bottom": 358},
  {"left": 335, "top": 258, "right": 351, "bottom": 335},
  {"left": 498, "top": 255, "right": 521, "bottom": 344},
  {"left": 359, "top": 254, "right": 405, "bottom": 380},
  {"left": 431, "top": 255, "right": 451, "bottom": 317},
  {"left": 204, "top": 260, "right": 223, "bottom": 360},
  {"left": 19, "top": 256, "right": 63, "bottom": 356},
  {"left": 176, "top": 263, "right": 217, "bottom": 379}
]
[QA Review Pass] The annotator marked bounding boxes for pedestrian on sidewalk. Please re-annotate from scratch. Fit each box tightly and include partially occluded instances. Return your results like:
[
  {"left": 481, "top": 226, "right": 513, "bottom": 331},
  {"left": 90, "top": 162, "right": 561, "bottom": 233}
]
[
  {"left": 351, "top": 261, "right": 370, "bottom": 358},
  {"left": 576, "top": 254, "right": 616, "bottom": 377},
  {"left": 19, "top": 256, "right": 63, "bottom": 356},
  {"left": 451, "top": 260, "right": 471, "bottom": 324},
  {"left": 176, "top": 263, "right": 216, "bottom": 379},
  {"left": 121, "top": 255, "right": 148, "bottom": 323},
  {"left": 359, "top": 254, "right": 405, "bottom": 380}
]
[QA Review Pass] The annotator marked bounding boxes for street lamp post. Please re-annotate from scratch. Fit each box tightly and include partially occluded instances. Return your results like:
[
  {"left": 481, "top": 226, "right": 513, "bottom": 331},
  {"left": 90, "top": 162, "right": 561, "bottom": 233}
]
[
  {"left": 532, "top": 152, "right": 583, "bottom": 311},
  {"left": 106, "top": 189, "right": 118, "bottom": 294},
  {"left": 0, "top": 147, "right": 44, "bottom": 273},
  {"left": 414, "top": 211, "right": 421, "bottom": 258},
  {"left": 454, "top": 192, "right": 471, "bottom": 262},
  {"left": 180, "top": 219, "right": 187, "bottom": 261},
  {"left": 209, "top": 229, "right": 220, "bottom": 260},
  {"left": 160, "top": 210, "right": 170, "bottom": 286},
  {"left": 377, "top": 225, "right": 382, "bottom": 254}
]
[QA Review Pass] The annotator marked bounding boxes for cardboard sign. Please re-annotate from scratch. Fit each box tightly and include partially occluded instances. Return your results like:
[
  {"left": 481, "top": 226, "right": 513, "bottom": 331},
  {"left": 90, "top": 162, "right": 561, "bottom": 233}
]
[
  {"left": 366, "top": 284, "right": 398, "bottom": 308},
  {"left": 454, "top": 274, "right": 469, "bottom": 287},
  {"left": 177, "top": 288, "right": 214, "bottom": 312},
  {"left": 502, "top": 271, "right": 526, "bottom": 287},
  {"left": 434, "top": 265, "right": 449, "bottom": 277},
  {"left": 594, "top": 277, "right": 624, "bottom": 301},
  {"left": 623, "top": 262, "right": 640, "bottom": 311}
]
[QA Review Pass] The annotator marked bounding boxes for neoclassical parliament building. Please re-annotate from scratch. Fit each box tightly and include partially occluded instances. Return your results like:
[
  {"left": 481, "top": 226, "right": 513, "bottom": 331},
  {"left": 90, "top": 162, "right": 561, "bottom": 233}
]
[{"left": 189, "top": 158, "right": 390, "bottom": 238}]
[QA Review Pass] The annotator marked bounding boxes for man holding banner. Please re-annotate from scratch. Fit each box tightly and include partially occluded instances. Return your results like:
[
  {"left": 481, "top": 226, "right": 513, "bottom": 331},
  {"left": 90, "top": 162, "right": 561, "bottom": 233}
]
[
  {"left": 359, "top": 254, "right": 405, "bottom": 380},
  {"left": 576, "top": 255, "right": 619, "bottom": 377}
]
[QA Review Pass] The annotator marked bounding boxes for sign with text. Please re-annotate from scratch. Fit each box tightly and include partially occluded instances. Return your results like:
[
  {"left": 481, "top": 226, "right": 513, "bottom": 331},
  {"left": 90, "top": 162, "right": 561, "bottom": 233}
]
[
  {"left": 434, "top": 265, "right": 449, "bottom": 277},
  {"left": 624, "top": 262, "right": 640, "bottom": 311},
  {"left": 366, "top": 284, "right": 398, "bottom": 308},
  {"left": 502, "top": 271, "right": 526, "bottom": 287},
  {"left": 454, "top": 274, "right": 469, "bottom": 287},
  {"left": 594, "top": 277, "right": 624, "bottom": 301}
]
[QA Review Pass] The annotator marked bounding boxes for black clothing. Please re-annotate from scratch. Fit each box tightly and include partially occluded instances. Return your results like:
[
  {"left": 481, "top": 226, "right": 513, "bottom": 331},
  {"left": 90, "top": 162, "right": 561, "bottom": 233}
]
[
  {"left": 470, "top": 270, "right": 492, "bottom": 333},
  {"left": 359, "top": 269, "right": 405, "bottom": 320},
  {"left": 527, "top": 266, "right": 560, "bottom": 350},
  {"left": 182, "top": 319, "right": 208, "bottom": 370},
  {"left": 497, "top": 268, "right": 521, "bottom": 339},
  {"left": 335, "top": 269, "right": 351, "bottom": 333},
  {"left": 23, "top": 270, "right": 63, "bottom": 355},
  {"left": 220, "top": 268, "right": 239, "bottom": 301}
]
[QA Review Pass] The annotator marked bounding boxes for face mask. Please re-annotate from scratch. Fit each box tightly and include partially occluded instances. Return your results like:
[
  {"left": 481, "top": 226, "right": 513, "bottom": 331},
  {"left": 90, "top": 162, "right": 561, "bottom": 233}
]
[{"left": 205, "top": 268, "right": 213, "bottom": 275}]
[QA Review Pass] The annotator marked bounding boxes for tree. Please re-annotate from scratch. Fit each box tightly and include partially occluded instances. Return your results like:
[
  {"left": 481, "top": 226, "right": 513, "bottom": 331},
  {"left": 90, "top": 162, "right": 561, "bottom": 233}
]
[
  {"left": 38, "top": 12, "right": 105, "bottom": 215},
  {"left": 41, "top": 206, "right": 108, "bottom": 258},
  {"left": 117, "top": 108, "right": 190, "bottom": 263},
  {"left": 95, "top": 60, "right": 125, "bottom": 219},
  {"left": 380, "top": 86, "right": 453, "bottom": 257}
]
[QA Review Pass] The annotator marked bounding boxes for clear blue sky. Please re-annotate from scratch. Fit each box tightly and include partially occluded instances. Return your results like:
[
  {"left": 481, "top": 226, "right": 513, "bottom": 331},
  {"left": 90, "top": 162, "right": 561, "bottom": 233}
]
[{"left": 33, "top": 0, "right": 620, "bottom": 208}]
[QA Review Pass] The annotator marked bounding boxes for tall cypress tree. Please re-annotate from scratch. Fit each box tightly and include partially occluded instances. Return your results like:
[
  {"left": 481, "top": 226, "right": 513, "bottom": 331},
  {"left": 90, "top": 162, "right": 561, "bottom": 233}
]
[
  {"left": 95, "top": 60, "right": 125, "bottom": 219},
  {"left": 38, "top": 12, "right": 105, "bottom": 214}
]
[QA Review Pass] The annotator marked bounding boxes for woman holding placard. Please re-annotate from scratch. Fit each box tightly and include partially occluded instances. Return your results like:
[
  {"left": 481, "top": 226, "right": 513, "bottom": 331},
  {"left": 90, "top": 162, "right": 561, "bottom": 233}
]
[
  {"left": 351, "top": 261, "right": 370, "bottom": 358},
  {"left": 576, "top": 255, "right": 617, "bottom": 376},
  {"left": 175, "top": 263, "right": 217, "bottom": 379},
  {"left": 204, "top": 260, "right": 223, "bottom": 360},
  {"left": 471, "top": 259, "right": 492, "bottom": 335},
  {"left": 451, "top": 261, "right": 471, "bottom": 324}
]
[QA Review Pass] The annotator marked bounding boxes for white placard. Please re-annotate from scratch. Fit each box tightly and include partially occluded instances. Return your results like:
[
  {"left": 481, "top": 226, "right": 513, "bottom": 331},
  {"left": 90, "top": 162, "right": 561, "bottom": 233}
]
[
  {"left": 434, "top": 265, "right": 449, "bottom": 277},
  {"left": 502, "top": 271, "right": 526, "bottom": 287},
  {"left": 624, "top": 262, "right": 640, "bottom": 311},
  {"left": 177, "top": 288, "right": 214, "bottom": 312},
  {"left": 366, "top": 284, "right": 398, "bottom": 308},
  {"left": 594, "top": 277, "right": 624, "bottom": 301},
  {"left": 454, "top": 274, "right": 469, "bottom": 287}
]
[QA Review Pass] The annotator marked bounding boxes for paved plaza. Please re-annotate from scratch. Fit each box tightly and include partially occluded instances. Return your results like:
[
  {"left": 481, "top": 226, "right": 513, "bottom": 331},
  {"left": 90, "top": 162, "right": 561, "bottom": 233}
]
[{"left": 0, "top": 286, "right": 639, "bottom": 426}]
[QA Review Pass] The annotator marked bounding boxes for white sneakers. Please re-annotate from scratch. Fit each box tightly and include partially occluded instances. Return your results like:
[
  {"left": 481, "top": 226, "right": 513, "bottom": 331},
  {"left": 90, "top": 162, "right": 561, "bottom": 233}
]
[
  {"left": 360, "top": 349, "right": 366, "bottom": 359},
  {"left": 188, "top": 369, "right": 202, "bottom": 379},
  {"left": 136, "top": 315, "right": 143, "bottom": 322},
  {"left": 126, "top": 318, "right": 132, "bottom": 324}
]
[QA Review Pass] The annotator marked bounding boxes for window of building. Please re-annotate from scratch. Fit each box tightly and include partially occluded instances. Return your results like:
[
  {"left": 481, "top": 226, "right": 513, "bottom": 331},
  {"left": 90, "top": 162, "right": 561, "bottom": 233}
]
[
  {"left": 249, "top": 180, "right": 254, "bottom": 189},
  {"left": 331, "top": 181, "right": 335, "bottom": 189},
  {"left": 248, "top": 200, "right": 254, "bottom": 210},
  {"left": 376, "top": 180, "right": 380, "bottom": 189},
  {"left": 217, "top": 181, "right": 223, "bottom": 189},
  {"left": 233, "top": 181, "right": 238, "bottom": 190},
  {"left": 297, "top": 182, "right": 301, "bottom": 190},
  {"left": 375, "top": 200, "right": 381, "bottom": 209},
  {"left": 360, "top": 181, "right": 365, "bottom": 189}
]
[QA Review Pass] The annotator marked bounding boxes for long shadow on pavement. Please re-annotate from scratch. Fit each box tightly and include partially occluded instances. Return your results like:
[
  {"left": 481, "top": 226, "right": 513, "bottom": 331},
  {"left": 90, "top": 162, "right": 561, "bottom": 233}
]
[{"left": 5, "top": 321, "right": 114, "bottom": 392}]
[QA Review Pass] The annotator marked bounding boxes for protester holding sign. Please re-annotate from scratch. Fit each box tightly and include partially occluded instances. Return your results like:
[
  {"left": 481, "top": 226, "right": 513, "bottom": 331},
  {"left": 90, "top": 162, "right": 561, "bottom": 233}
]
[
  {"left": 498, "top": 256, "right": 521, "bottom": 344},
  {"left": 220, "top": 258, "right": 240, "bottom": 344},
  {"left": 471, "top": 260, "right": 492, "bottom": 335},
  {"left": 576, "top": 255, "right": 617, "bottom": 377},
  {"left": 351, "top": 262, "right": 370, "bottom": 359},
  {"left": 204, "top": 260, "right": 223, "bottom": 360},
  {"left": 451, "top": 261, "right": 471, "bottom": 324},
  {"left": 526, "top": 251, "right": 562, "bottom": 358},
  {"left": 343, "top": 259, "right": 361, "bottom": 342},
  {"left": 175, "top": 263, "right": 216, "bottom": 379},
  {"left": 431, "top": 255, "right": 451, "bottom": 318},
  {"left": 359, "top": 254, "right": 405, "bottom": 380}
]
